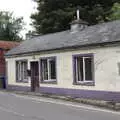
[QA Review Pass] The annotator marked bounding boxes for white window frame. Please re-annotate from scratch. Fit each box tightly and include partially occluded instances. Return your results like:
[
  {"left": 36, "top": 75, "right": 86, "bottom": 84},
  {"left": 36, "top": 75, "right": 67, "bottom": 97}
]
[
  {"left": 16, "top": 60, "right": 28, "bottom": 82},
  {"left": 41, "top": 57, "right": 56, "bottom": 82},
  {"left": 75, "top": 56, "right": 93, "bottom": 83}
]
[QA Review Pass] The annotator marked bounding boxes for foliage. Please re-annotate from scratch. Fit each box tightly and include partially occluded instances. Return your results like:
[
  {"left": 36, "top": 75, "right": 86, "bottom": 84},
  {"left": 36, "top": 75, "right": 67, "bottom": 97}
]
[
  {"left": 0, "top": 11, "right": 24, "bottom": 41},
  {"left": 31, "top": 0, "right": 120, "bottom": 34},
  {"left": 108, "top": 3, "right": 120, "bottom": 20}
]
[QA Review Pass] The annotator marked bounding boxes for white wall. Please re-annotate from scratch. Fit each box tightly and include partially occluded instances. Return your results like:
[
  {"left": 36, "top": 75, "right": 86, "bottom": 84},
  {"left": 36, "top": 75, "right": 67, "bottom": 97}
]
[{"left": 6, "top": 45, "right": 120, "bottom": 92}]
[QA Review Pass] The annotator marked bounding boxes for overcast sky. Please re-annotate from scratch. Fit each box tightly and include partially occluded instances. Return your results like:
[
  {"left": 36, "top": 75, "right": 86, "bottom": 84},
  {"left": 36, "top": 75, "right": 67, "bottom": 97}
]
[{"left": 0, "top": 0, "right": 37, "bottom": 38}]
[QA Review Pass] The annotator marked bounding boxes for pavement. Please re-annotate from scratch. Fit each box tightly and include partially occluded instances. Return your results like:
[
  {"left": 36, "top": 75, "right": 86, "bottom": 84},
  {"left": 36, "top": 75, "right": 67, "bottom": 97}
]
[{"left": 0, "top": 91, "right": 120, "bottom": 120}]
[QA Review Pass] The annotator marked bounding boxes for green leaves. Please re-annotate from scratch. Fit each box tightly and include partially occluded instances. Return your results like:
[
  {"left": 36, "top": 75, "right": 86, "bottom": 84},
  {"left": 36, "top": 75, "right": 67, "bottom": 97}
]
[
  {"left": 31, "top": 0, "right": 120, "bottom": 34},
  {"left": 0, "top": 11, "right": 24, "bottom": 41},
  {"left": 108, "top": 3, "right": 120, "bottom": 20}
]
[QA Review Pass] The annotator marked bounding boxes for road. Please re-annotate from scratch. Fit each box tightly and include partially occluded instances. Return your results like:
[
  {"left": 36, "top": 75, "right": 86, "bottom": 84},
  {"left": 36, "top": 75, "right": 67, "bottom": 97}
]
[{"left": 0, "top": 91, "right": 120, "bottom": 120}]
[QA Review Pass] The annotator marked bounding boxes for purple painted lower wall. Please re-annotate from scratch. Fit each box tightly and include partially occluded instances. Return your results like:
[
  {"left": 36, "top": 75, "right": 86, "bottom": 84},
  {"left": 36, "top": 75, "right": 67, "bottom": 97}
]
[
  {"left": 7, "top": 85, "right": 30, "bottom": 92},
  {"left": 7, "top": 85, "right": 120, "bottom": 102},
  {"left": 40, "top": 87, "right": 120, "bottom": 102}
]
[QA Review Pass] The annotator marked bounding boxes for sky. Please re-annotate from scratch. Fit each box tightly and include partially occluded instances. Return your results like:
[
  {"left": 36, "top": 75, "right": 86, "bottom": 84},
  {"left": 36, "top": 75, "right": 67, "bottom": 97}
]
[{"left": 0, "top": 0, "right": 37, "bottom": 38}]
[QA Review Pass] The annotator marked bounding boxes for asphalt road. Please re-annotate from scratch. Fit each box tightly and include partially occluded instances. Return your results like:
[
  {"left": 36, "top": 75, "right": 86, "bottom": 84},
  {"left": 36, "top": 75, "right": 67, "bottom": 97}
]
[{"left": 0, "top": 91, "right": 120, "bottom": 120}]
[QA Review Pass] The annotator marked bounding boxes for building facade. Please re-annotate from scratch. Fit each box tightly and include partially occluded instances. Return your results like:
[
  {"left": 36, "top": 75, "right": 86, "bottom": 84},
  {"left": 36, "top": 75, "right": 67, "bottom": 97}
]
[
  {"left": 5, "top": 20, "right": 120, "bottom": 101},
  {"left": 0, "top": 41, "right": 19, "bottom": 76}
]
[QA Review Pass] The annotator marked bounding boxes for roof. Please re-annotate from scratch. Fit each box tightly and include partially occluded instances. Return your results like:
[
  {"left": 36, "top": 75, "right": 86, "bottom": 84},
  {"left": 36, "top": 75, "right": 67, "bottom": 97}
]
[
  {"left": 6, "top": 20, "right": 120, "bottom": 56},
  {"left": 0, "top": 41, "right": 20, "bottom": 50}
]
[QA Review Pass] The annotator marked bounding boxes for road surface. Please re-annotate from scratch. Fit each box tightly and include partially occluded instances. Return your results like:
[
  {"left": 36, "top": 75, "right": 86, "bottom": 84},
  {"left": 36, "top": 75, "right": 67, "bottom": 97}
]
[{"left": 0, "top": 91, "right": 120, "bottom": 120}]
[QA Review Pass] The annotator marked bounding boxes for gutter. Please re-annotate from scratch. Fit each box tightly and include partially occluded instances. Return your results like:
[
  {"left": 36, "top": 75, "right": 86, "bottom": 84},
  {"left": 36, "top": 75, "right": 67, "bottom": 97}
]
[{"left": 5, "top": 40, "right": 120, "bottom": 58}]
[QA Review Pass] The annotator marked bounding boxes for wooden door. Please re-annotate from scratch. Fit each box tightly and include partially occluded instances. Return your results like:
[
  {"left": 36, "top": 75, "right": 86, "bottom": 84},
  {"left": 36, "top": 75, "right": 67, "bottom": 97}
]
[{"left": 30, "top": 61, "right": 39, "bottom": 92}]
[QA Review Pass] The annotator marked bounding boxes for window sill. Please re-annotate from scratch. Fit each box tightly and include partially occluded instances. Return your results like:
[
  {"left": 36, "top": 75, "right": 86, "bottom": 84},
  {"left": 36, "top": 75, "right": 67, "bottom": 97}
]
[
  {"left": 73, "top": 81, "right": 95, "bottom": 86},
  {"left": 41, "top": 80, "right": 57, "bottom": 84},
  {"left": 16, "top": 81, "right": 29, "bottom": 83}
]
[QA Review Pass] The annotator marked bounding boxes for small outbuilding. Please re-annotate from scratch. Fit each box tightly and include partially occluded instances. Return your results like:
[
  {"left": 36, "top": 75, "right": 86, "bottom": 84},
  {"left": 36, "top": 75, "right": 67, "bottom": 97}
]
[{"left": 0, "top": 40, "right": 19, "bottom": 88}]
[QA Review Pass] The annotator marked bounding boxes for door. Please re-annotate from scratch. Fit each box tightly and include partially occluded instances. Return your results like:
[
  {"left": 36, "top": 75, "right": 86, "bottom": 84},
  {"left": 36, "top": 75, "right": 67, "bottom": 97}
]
[{"left": 30, "top": 61, "right": 39, "bottom": 92}]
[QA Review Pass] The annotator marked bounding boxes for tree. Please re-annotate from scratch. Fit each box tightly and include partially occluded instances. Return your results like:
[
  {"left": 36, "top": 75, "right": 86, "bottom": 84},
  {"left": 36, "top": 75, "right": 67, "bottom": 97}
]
[
  {"left": 31, "top": 0, "right": 120, "bottom": 34},
  {"left": 0, "top": 11, "right": 24, "bottom": 41},
  {"left": 108, "top": 3, "right": 120, "bottom": 20}
]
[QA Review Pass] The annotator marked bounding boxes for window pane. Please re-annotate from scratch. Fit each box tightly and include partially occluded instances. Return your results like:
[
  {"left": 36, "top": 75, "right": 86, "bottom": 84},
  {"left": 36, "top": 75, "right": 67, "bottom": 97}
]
[
  {"left": 23, "top": 62, "right": 27, "bottom": 80},
  {"left": 49, "top": 59, "right": 56, "bottom": 79},
  {"left": 85, "top": 58, "right": 93, "bottom": 81},
  {"left": 16, "top": 61, "right": 27, "bottom": 82},
  {"left": 21, "top": 62, "right": 24, "bottom": 80},
  {"left": 18, "top": 62, "right": 21, "bottom": 81},
  {"left": 41, "top": 59, "right": 48, "bottom": 80},
  {"left": 76, "top": 57, "right": 83, "bottom": 81},
  {"left": 16, "top": 62, "right": 19, "bottom": 81}
]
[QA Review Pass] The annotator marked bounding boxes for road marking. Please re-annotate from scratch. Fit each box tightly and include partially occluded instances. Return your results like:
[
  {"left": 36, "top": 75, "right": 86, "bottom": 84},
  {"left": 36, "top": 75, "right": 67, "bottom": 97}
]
[
  {"left": 14, "top": 94, "right": 120, "bottom": 115},
  {"left": 0, "top": 106, "right": 25, "bottom": 117},
  {"left": 0, "top": 105, "right": 44, "bottom": 120}
]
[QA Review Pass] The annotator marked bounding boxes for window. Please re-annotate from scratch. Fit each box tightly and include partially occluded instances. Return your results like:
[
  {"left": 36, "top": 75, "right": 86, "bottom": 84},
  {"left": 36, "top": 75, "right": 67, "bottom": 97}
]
[
  {"left": 40, "top": 57, "right": 56, "bottom": 82},
  {"left": 74, "top": 54, "right": 94, "bottom": 85},
  {"left": 118, "top": 62, "right": 120, "bottom": 75},
  {"left": 16, "top": 60, "right": 28, "bottom": 82}
]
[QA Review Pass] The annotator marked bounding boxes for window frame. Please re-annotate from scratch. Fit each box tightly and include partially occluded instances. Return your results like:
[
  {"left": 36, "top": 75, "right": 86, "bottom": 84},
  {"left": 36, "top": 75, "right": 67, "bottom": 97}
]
[
  {"left": 16, "top": 60, "right": 28, "bottom": 83},
  {"left": 40, "top": 56, "right": 57, "bottom": 84},
  {"left": 73, "top": 53, "right": 95, "bottom": 86}
]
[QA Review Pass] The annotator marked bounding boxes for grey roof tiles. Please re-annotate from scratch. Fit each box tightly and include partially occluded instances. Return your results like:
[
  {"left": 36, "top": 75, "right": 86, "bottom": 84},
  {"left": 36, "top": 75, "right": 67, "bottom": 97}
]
[{"left": 6, "top": 20, "right": 120, "bottom": 56}]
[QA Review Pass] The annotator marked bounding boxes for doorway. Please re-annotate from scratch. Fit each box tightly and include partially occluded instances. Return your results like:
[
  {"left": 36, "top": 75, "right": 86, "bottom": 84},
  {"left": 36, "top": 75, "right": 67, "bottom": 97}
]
[{"left": 30, "top": 61, "right": 39, "bottom": 92}]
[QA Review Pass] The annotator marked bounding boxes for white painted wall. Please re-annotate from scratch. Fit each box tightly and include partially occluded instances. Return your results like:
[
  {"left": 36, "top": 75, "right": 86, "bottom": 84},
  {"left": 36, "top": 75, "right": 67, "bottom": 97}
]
[{"left": 6, "top": 45, "right": 120, "bottom": 92}]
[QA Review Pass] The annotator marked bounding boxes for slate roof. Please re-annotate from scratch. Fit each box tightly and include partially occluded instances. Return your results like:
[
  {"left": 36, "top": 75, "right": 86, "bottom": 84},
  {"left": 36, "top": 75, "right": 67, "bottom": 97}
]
[
  {"left": 0, "top": 41, "right": 20, "bottom": 50},
  {"left": 6, "top": 20, "right": 120, "bottom": 56}
]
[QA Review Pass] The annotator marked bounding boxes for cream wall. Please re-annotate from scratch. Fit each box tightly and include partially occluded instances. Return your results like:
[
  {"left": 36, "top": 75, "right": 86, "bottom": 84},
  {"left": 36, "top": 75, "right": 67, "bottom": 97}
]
[{"left": 6, "top": 45, "right": 120, "bottom": 92}]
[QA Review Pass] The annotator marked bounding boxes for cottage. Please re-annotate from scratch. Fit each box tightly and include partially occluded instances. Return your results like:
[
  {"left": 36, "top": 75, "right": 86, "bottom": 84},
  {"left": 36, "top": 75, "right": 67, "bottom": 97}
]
[
  {"left": 0, "top": 41, "right": 19, "bottom": 88},
  {"left": 5, "top": 20, "right": 120, "bottom": 102}
]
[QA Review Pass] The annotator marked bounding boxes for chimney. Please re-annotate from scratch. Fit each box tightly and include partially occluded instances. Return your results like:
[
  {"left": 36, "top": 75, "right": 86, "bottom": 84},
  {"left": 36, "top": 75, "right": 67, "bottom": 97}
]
[
  {"left": 77, "top": 9, "right": 80, "bottom": 20},
  {"left": 26, "top": 31, "right": 40, "bottom": 40},
  {"left": 26, "top": 31, "right": 33, "bottom": 40},
  {"left": 70, "top": 9, "right": 88, "bottom": 33}
]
